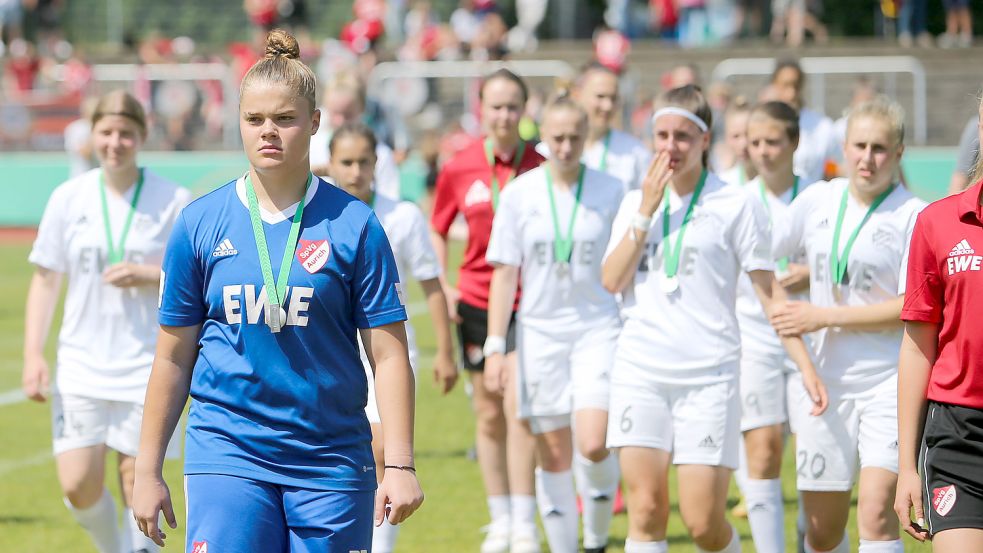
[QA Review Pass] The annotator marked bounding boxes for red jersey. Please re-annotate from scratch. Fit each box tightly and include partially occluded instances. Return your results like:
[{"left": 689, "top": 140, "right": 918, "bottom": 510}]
[
  {"left": 901, "top": 180, "right": 983, "bottom": 408},
  {"left": 431, "top": 138, "right": 544, "bottom": 310}
]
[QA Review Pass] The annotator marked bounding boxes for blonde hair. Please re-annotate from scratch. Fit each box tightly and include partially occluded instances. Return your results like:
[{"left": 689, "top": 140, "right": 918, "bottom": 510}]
[
  {"left": 240, "top": 29, "right": 317, "bottom": 112},
  {"left": 91, "top": 90, "right": 147, "bottom": 137},
  {"left": 542, "top": 88, "right": 588, "bottom": 127},
  {"left": 324, "top": 70, "right": 366, "bottom": 108},
  {"left": 846, "top": 95, "right": 906, "bottom": 147}
]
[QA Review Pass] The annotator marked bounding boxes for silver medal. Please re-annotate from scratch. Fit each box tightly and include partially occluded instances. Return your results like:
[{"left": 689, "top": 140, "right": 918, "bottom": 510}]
[
  {"left": 556, "top": 262, "right": 570, "bottom": 278},
  {"left": 660, "top": 274, "right": 679, "bottom": 294},
  {"left": 268, "top": 303, "right": 287, "bottom": 333}
]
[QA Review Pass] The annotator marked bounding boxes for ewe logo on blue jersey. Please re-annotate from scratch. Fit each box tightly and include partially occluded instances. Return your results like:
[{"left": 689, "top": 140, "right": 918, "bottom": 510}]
[{"left": 222, "top": 284, "right": 314, "bottom": 327}]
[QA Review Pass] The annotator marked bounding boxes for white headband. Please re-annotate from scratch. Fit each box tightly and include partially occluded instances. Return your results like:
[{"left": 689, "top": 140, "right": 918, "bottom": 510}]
[{"left": 651, "top": 107, "right": 709, "bottom": 133}]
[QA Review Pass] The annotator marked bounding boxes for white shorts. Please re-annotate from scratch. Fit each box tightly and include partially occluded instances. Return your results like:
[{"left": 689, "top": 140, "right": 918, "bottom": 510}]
[
  {"left": 606, "top": 361, "right": 741, "bottom": 468},
  {"left": 739, "top": 350, "right": 791, "bottom": 432},
  {"left": 515, "top": 319, "right": 619, "bottom": 435},
  {"left": 52, "top": 393, "right": 181, "bottom": 458},
  {"left": 788, "top": 372, "right": 899, "bottom": 492},
  {"left": 364, "top": 358, "right": 418, "bottom": 425}
]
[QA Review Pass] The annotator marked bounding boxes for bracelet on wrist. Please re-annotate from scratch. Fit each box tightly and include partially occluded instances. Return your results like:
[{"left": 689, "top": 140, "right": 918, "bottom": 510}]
[{"left": 384, "top": 464, "right": 416, "bottom": 473}]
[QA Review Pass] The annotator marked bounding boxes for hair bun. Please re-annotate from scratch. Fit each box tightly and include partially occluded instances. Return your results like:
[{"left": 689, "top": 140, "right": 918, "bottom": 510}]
[{"left": 265, "top": 29, "right": 300, "bottom": 60}]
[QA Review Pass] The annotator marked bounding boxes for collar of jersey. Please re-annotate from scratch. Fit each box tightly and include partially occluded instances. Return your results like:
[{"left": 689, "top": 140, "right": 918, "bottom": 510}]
[{"left": 235, "top": 173, "right": 319, "bottom": 224}]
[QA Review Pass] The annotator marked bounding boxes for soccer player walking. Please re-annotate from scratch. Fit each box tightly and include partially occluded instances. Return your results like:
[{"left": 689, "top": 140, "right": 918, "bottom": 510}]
[
  {"left": 485, "top": 95, "right": 625, "bottom": 553},
  {"left": 430, "top": 68, "right": 543, "bottom": 553},
  {"left": 131, "top": 30, "right": 423, "bottom": 552},
  {"left": 770, "top": 97, "right": 926, "bottom": 553},
  {"left": 602, "top": 85, "right": 822, "bottom": 553},
  {"left": 22, "top": 90, "right": 190, "bottom": 553},
  {"left": 895, "top": 93, "right": 983, "bottom": 552}
]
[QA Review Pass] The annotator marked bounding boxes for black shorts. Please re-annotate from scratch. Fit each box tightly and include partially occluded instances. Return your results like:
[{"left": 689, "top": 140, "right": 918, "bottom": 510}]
[
  {"left": 921, "top": 400, "right": 983, "bottom": 535},
  {"left": 457, "top": 301, "right": 517, "bottom": 371}
]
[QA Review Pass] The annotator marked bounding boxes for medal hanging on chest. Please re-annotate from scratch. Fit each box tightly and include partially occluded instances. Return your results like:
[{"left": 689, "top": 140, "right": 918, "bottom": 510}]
[
  {"left": 659, "top": 171, "right": 707, "bottom": 295},
  {"left": 828, "top": 184, "right": 893, "bottom": 302},
  {"left": 99, "top": 168, "right": 145, "bottom": 265},
  {"left": 546, "top": 164, "right": 585, "bottom": 279},
  {"left": 245, "top": 173, "right": 312, "bottom": 333}
]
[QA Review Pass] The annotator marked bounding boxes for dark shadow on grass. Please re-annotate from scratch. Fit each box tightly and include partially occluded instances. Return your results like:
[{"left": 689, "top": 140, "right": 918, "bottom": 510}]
[
  {"left": 0, "top": 515, "right": 45, "bottom": 524},
  {"left": 414, "top": 448, "right": 472, "bottom": 459}
]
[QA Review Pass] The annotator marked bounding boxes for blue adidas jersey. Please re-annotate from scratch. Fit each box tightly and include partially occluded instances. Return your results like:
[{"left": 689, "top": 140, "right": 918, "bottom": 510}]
[{"left": 159, "top": 175, "right": 407, "bottom": 491}]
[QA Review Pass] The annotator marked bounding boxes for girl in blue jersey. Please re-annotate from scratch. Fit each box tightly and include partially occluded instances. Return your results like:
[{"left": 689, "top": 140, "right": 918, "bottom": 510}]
[{"left": 131, "top": 30, "right": 423, "bottom": 553}]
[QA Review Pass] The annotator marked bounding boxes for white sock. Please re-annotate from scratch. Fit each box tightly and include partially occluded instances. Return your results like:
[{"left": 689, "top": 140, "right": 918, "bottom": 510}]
[
  {"left": 743, "top": 478, "right": 783, "bottom": 553},
  {"left": 123, "top": 507, "right": 160, "bottom": 552},
  {"left": 487, "top": 494, "right": 511, "bottom": 529},
  {"left": 573, "top": 452, "right": 619, "bottom": 549},
  {"left": 804, "top": 532, "right": 850, "bottom": 553},
  {"left": 535, "top": 468, "right": 578, "bottom": 553},
  {"left": 624, "top": 538, "right": 668, "bottom": 553},
  {"left": 734, "top": 439, "right": 749, "bottom": 494},
  {"left": 511, "top": 494, "right": 538, "bottom": 534},
  {"left": 372, "top": 518, "right": 400, "bottom": 553},
  {"left": 858, "top": 539, "right": 904, "bottom": 553},
  {"left": 696, "top": 523, "right": 741, "bottom": 553},
  {"left": 64, "top": 489, "right": 120, "bottom": 553}
]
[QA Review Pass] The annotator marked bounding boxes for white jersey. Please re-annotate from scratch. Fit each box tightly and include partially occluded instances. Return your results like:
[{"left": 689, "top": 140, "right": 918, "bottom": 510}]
[
  {"left": 535, "top": 129, "right": 652, "bottom": 193},
  {"left": 773, "top": 178, "right": 925, "bottom": 394},
  {"left": 29, "top": 168, "right": 191, "bottom": 403},
  {"left": 358, "top": 194, "right": 441, "bottom": 366},
  {"left": 717, "top": 164, "right": 750, "bottom": 188},
  {"left": 486, "top": 165, "right": 623, "bottom": 332},
  {"left": 606, "top": 172, "right": 773, "bottom": 381},
  {"left": 735, "top": 176, "right": 812, "bottom": 356},
  {"left": 309, "top": 122, "right": 401, "bottom": 201},
  {"left": 794, "top": 108, "right": 841, "bottom": 187}
]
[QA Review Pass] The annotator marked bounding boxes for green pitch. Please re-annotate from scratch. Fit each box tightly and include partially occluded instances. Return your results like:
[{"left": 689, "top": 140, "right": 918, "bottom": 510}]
[{"left": 0, "top": 242, "right": 930, "bottom": 552}]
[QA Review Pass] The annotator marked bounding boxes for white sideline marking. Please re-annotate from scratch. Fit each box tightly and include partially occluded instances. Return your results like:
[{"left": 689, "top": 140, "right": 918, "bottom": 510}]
[
  {"left": 0, "top": 449, "right": 51, "bottom": 476},
  {"left": 0, "top": 388, "right": 25, "bottom": 407}
]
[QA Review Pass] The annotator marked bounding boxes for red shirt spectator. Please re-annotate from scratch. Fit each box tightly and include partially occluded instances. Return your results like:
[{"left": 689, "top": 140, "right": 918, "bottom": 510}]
[
  {"left": 431, "top": 138, "right": 543, "bottom": 310},
  {"left": 901, "top": 180, "right": 983, "bottom": 408}
]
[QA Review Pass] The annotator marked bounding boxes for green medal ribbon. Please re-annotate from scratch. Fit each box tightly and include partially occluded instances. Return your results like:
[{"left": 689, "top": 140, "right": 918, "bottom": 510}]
[
  {"left": 829, "top": 184, "right": 894, "bottom": 285},
  {"left": 661, "top": 170, "right": 708, "bottom": 279},
  {"left": 99, "top": 168, "right": 145, "bottom": 265},
  {"left": 545, "top": 163, "right": 586, "bottom": 264},
  {"left": 758, "top": 176, "right": 799, "bottom": 272},
  {"left": 737, "top": 165, "right": 746, "bottom": 187},
  {"left": 245, "top": 173, "right": 312, "bottom": 330},
  {"left": 484, "top": 138, "right": 526, "bottom": 211},
  {"left": 598, "top": 131, "right": 611, "bottom": 172}
]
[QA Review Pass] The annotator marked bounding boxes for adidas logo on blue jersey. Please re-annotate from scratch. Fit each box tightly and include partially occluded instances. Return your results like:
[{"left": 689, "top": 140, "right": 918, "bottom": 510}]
[{"left": 212, "top": 238, "right": 238, "bottom": 257}]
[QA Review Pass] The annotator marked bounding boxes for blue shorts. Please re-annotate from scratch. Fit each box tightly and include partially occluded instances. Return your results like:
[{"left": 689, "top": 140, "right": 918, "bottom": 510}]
[{"left": 185, "top": 474, "right": 374, "bottom": 553}]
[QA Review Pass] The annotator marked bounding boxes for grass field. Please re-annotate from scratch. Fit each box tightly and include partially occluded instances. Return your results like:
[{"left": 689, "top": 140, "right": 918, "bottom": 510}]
[{"left": 0, "top": 240, "right": 931, "bottom": 552}]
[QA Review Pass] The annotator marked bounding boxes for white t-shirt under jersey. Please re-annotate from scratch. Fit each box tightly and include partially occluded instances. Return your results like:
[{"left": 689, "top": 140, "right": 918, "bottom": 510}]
[
  {"left": 486, "top": 165, "right": 623, "bottom": 331},
  {"left": 773, "top": 178, "right": 925, "bottom": 395},
  {"left": 309, "top": 123, "right": 401, "bottom": 201},
  {"left": 29, "top": 168, "right": 191, "bottom": 403},
  {"left": 536, "top": 129, "right": 652, "bottom": 193},
  {"left": 734, "top": 176, "right": 812, "bottom": 357},
  {"left": 606, "top": 172, "right": 773, "bottom": 381},
  {"left": 358, "top": 194, "right": 441, "bottom": 366}
]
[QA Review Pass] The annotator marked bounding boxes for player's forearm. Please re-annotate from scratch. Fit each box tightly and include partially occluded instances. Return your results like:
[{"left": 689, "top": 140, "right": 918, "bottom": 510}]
[
  {"left": 136, "top": 326, "right": 198, "bottom": 476},
  {"left": 487, "top": 265, "right": 518, "bottom": 340},
  {"left": 430, "top": 230, "right": 453, "bottom": 291},
  {"left": 375, "top": 351, "right": 416, "bottom": 467},
  {"left": 821, "top": 296, "right": 905, "bottom": 331},
  {"left": 23, "top": 269, "right": 62, "bottom": 359},
  {"left": 897, "top": 322, "right": 937, "bottom": 472},
  {"left": 601, "top": 230, "right": 645, "bottom": 294},
  {"left": 135, "top": 263, "right": 163, "bottom": 286},
  {"left": 421, "top": 279, "right": 453, "bottom": 356}
]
